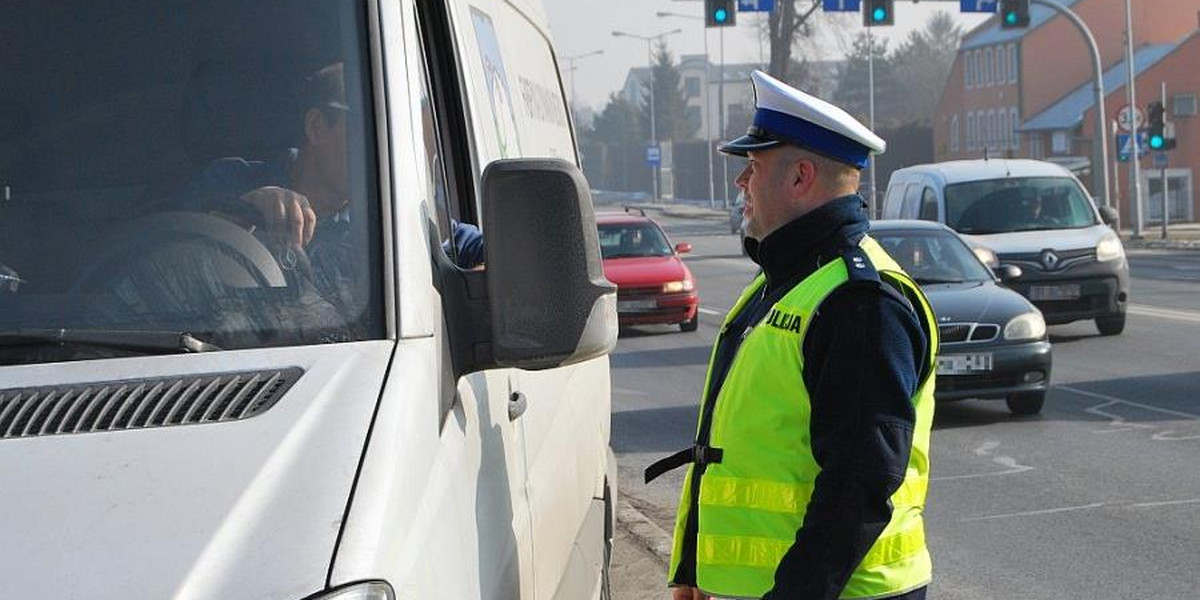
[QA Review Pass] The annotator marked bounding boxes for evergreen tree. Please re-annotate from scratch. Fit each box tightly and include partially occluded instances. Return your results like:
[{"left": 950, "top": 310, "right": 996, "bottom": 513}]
[
  {"left": 890, "top": 11, "right": 963, "bottom": 122},
  {"left": 639, "top": 43, "right": 697, "bottom": 142},
  {"left": 587, "top": 93, "right": 645, "bottom": 146},
  {"left": 833, "top": 34, "right": 900, "bottom": 125}
]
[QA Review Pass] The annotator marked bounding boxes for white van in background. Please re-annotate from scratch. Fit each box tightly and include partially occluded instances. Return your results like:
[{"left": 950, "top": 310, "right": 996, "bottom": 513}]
[
  {"left": 882, "top": 159, "right": 1129, "bottom": 336},
  {"left": 0, "top": 1, "right": 618, "bottom": 599}
]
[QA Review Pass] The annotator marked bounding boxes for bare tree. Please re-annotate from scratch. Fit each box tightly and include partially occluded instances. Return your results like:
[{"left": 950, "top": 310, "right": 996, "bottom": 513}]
[{"left": 766, "top": 0, "right": 823, "bottom": 80}]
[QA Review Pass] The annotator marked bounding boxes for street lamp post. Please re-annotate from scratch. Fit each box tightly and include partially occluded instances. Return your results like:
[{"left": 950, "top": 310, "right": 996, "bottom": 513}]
[
  {"left": 560, "top": 49, "right": 604, "bottom": 112},
  {"left": 613, "top": 28, "right": 682, "bottom": 203},
  {"left": 656, "top": 11, "right": 716, "bottom": 209}
]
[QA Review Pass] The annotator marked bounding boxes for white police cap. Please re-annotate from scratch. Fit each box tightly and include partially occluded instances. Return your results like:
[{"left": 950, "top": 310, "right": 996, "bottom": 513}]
[{"left": 719, "top": 70, "right": 885, "bottom": 169}]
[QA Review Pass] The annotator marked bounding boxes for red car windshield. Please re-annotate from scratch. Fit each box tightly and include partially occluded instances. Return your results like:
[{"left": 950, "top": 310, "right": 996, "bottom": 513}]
[{"left": 598, "top": 223, "right": 673, "bottom": 259}]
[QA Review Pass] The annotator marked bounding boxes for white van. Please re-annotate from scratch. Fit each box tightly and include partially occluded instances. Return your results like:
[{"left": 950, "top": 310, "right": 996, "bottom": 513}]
[
  {"left": 0, "top": 1, "right": 618, "bottom": 599},
  {"left": 882, "top": 159, "right": 1129, "bottom": 335}
]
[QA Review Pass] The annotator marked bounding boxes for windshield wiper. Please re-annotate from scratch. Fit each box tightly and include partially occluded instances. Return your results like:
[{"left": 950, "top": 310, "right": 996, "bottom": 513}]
[
  {"left": 914, "top": 277, "right": 965, "bottom": 285},
  {"left": 0, "top": 329, "right": 221, "bottom": 354}
]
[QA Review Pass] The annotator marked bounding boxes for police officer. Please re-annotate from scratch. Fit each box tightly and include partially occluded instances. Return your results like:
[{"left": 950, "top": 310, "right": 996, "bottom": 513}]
[{"left": 645, "top": 71, "right": 938, "bottom": 600}]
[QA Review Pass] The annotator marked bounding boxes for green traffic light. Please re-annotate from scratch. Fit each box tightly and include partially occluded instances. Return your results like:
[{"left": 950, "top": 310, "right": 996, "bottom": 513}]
[
  {"left": 1005, "top": 11, "right": 1018, "bottom": 25},
  {"left": 715, "top": 7, "right": 727, "bottom": 22},
  {"left": 1150, "top": 135, "right": 1165, "bottom": 149},
  {"left": 873, "top": 7, "right": 887, "bottom": 21}
]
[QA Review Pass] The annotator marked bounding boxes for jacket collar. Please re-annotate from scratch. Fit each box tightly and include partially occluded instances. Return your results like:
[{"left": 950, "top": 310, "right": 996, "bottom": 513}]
[{"left": 748, "top": 194, "right": 870, "bottom": 292}]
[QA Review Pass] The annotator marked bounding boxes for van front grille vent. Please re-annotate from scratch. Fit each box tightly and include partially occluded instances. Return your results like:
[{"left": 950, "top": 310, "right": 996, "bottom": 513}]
[{"left": 0, "top": 368, "right": 302, "bottom": 440}]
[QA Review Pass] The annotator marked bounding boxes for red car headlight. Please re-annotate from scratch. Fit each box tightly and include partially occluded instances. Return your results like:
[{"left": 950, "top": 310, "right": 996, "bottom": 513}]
[{"left": 662, "top": 280, "right": 694, "bottom": 293}]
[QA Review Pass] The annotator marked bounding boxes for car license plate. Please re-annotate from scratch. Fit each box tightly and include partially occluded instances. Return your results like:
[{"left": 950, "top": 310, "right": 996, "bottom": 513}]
[
  {"left": 937, "top": 353, "right": 993, "bottom": 375},
  {"left": 1029, "top": 284, "right": 1081, "bottom": 301},
  {"left": 617, "top": 299, "right": 657, "bottom": 311}
]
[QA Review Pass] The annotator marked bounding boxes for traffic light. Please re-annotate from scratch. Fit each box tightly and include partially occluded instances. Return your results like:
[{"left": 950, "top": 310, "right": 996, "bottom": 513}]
[
  {"left": 705, "top": 0, "right": 737, "bottom": 28},
  {"left": 1000, "top": 0, "right": 1031, "bottom": 29},
  {"left": 863, "top": 0, "right": 893, "bottom": 27},
  {"left": 1146, "top": 100, "right": 1177, "bottom": 150}
]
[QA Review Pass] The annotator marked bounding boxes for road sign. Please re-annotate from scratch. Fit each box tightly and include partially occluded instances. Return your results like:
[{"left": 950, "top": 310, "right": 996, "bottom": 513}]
[
  {"left": 960, "top": 0, "right": 997, "bottom": 13},
  {"left": 738, "top": 0, "right": 775, "bottom": 11},
  {"left": 822, "top": 0, "right": 860, "bottom": 12},
  {"left": 1154, "top": 152, "right": 1168, "bottom": 169},
  {"left": 1116, "top": 132, "right": 1149, "bottom": 162},
  {"left": 1117, "top": 104, "right": 1145, "bottom": 132},
  {"left": 646, "top": 145, "right": 661, "bottom": 167}
]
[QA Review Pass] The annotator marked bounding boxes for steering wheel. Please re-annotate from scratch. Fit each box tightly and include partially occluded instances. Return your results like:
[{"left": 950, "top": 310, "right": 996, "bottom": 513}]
[{"left": 70, "top": 211, "right": 290, "bottom": 294}]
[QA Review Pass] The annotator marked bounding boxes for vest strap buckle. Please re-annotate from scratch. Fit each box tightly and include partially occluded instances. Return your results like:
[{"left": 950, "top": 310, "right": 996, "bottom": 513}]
[{"left": 644, "top": 444, "right": 724, "bottom": 484}]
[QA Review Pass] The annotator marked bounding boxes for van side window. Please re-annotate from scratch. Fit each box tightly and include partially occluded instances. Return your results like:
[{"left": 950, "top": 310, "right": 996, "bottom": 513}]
[
  {"left": 918, "top": 187, "right": 939, "bottom": 221},
  {"left": 413, "top": 29, "right": 455, "bottom": 260},
  {"left": 901, "top": 184, "right": 923, "bottom": 219},
  {"left": 883, "top": 184, "right": 904, "bottom": 218}
]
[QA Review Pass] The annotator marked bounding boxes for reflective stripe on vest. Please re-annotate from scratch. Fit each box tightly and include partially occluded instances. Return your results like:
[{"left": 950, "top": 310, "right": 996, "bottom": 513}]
[{"left": 668, "top": 235, "right": 938, "bottom": 599}]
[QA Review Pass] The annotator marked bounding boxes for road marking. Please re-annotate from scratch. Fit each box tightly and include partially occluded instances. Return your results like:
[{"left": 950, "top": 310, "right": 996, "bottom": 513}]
[
  {"left": 1058, "top": 385, "right": 1200, "bottom": 440},
  {"left": 932, "top": 440, "right": 1033, "bottom": 482},
  {"left": 612, "top": 387, "right": 650, "bottom": 396},
  {"left": 1059, "top": 385, "right": 1200, "bottom": 420},
  {"left": 1128, "top": 303, "right": 1200, "bottom": 323},
  {"left": 1129, "top": 498, "right": 1200, "bottom": 509},
  {"left": 698, "top": 306, "right": 727, "bottom": 316},
  {"left": 960, "top": 502, "right": 1107, "bottom": 523}
]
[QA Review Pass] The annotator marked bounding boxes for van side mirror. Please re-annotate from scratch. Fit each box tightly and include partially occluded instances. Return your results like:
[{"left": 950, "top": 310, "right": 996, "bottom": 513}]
[
  {"left": 449, "top": 159, "right": 616, "bottom": 373},
  {"left": 994, "top": 264, "right": 1023, "bottom": 282},
  {"left": 1098, "top": 205, "right": 1119, "bottom": 227},
  {"left": 675, "top": 242, "right": 692, "bottom": 254}
]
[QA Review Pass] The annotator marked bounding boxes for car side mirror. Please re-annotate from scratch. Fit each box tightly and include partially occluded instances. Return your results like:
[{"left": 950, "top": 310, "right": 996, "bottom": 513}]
[
  {"left": 675, "top": 242, "right": 692, "bottom": 254},
  {"left": 994, "top": 264, "right": 1022, "bottom": 282},
  {"left": 1098, "top": 205, "right": 1119, "bottom": 227}
]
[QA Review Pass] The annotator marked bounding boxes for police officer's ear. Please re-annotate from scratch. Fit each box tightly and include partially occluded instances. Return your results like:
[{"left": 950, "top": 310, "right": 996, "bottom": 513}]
[
  {"left": 788, "top": 153, "right": 819, "bottom": 197},
  {"left": 304, "top": 108, "right": 334, "bottom": 147}
]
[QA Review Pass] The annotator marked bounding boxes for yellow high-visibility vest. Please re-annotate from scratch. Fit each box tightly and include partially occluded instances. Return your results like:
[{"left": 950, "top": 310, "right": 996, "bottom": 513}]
[{"left": 668, "top": 236, "right": 938, "bottom": 599}]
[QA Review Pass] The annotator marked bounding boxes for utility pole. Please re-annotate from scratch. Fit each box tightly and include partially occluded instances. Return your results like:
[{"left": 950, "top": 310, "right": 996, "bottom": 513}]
[
  {"left": 560, "top": 50, "right": 604, "bottom": 112},
  {"left": 612, "top": 28, "right": 683, "bottom": 203},
  {"left": 720, "top": 26, "right": 729, "bottom": 208},
  {"left": 1124, "top": 0, "right": 1143, "bottom": 238},
  {"left": 656, "top": 11, "right": 716, "bottom": 208},
  {"left": 1160, "top": 81, "right": 1169, "bottom": 240},
  {"left": 867, "top": 27, "right": 877, "bottom": 217}
]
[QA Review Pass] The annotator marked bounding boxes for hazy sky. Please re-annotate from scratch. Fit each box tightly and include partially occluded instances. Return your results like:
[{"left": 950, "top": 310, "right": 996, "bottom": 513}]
[{"left": 544, "top": 0, "right": 989, "bottom": 110}]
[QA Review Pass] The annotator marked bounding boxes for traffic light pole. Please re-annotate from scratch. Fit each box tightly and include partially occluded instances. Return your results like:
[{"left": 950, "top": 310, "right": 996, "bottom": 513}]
[
  {"left": 1160, "top": 81, "right": 1169, "bottom": 240},
  {"left": 1030, "top": 0, "right": 1110, "bottom": 217},
  {"left": 1123, "top": 0, "right": 1142, "bottom": 238},
  {"left": 867, "top": 26, "right": 877, "bottom": 217}
]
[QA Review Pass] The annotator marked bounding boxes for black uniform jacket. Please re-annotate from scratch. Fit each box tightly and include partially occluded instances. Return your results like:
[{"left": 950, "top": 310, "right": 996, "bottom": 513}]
[{"left": 673, "top": 195, "right": 929, "bottom": 600}]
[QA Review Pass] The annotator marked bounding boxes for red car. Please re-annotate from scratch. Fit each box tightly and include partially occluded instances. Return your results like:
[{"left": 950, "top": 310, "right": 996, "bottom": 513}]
[{"left": 597, "top": 211, "right": 700, "bottom": 332}]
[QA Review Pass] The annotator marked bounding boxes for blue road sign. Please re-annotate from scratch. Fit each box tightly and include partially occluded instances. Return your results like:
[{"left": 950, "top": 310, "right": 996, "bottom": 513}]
[
  {"left": 1154, "top": 152, "right": 1168, "bottom": 169},
  {"left": 960, "top": 0, "right": 998, "bottom": 13},
  {"left": 646, "top": 145, "right": 661, "bottom": 167},
  {"left": 739, "top": 0, "right": 775, "bottom": 11},
  {"left": 822, "top": 0, "right": 861, "bottom": 12},
  {"left": 1116, "top": 132, "right": 1150, "bottom": 162}
]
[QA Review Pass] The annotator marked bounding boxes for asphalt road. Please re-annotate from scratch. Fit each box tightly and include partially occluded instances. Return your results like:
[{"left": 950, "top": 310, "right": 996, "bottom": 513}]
[{"left": 609, "top": 213, "right": 1200, "bottom": 599}]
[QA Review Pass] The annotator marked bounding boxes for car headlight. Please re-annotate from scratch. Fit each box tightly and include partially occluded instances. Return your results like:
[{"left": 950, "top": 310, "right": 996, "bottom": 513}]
[
  {"left": 972, "top": 246, "right": 999, "bottom": 268},
  {"left": 1004, "top": 311, "right": 1047, "bottom": 341},
  {"left": 662, "top": 279, "right": 694, "bottom": 293},
  {"left": 305, "top": 582, "right": 394, "bottom": 600},
  {"left": 1096, "top": 234, "right": 1125, "bottom": 262}
]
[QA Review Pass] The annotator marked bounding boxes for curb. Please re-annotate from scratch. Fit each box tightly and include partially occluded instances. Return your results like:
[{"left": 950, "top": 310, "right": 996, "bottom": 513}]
[{"left": 616, "top": 498, "right": 673, "bottom": 565}]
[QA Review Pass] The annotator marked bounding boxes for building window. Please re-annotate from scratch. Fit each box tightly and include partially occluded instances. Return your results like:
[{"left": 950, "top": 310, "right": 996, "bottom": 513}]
[
  {"left": 964, "top": 53, "right": 972, "bottom": 89},
  {"left": 684, "top": 76, "right": 701, "bottom": 99},
  {"left": 1051, "top": 130, "right": 1069, "bottom": 154},
  {"left": 999, "top": 110, "right": 1009, "bottom": 149},
  {"left": 990, "top": 110, "right": 999, "bottom": 149},
  {"left": 951, "top": 115, "right": 960, "bottom": 152},
  {"left": 972, "top": 51, "right": 980, "bottom": 87},
  {"left": 1174, "top": 93, "right": 1197, "bottom": 117},
  {"left": 1010, "top": 107, "right": 1020, "bottom": 150},
  {"left": 983, "top": 48, "right": 992, "bottom": 85},
  {"left": 1008, "top": 44, "right": 1019, "bottom": 84},
  {"left": 993, "top": 46, "right": 1003, "bottom": 85},
  {"left": 967, "top": 112, "right": 976, "bottom": 150}
]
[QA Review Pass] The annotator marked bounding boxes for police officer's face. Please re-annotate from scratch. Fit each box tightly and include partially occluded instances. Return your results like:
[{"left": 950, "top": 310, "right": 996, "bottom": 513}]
[{"left": 735, "top": 147, "right": 810, "bottom": 240}]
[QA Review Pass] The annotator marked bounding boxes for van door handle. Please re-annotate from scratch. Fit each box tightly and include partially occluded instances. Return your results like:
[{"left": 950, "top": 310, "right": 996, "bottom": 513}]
[{"left": 508, "top": 391, "right": 528, "bottom": 421}]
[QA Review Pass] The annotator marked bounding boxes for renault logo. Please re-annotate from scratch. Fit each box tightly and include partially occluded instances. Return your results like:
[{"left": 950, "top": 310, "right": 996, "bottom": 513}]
[{"left": 1040, "top": 249, "right": 1060, "bottom": 270}]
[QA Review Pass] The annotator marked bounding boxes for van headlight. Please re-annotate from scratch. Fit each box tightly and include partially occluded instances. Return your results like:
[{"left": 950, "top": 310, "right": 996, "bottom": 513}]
[
  {"left": 662, "top": 280, "right": 694, "bottom": 293},
  {"left": 972, "top": 246, "right": 999, "bottom": 268},
  {"left": 1096, "top": 234, "right": 1125, "bottom": 262},
  {"left": 1004, "top": 311, "right": 1047, "bottom": 341},
  {"left": 305, "top": 582, "right": 394, "bottom": 600}
]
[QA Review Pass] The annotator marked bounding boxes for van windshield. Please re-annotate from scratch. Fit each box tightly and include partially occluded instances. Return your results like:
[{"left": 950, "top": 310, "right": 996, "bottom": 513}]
[
  {"left": 944, "top": 177, "right": 1099, "bottom": 234},
  {"left": 0, "top": 0, "right": 384, "bottom": 366}
]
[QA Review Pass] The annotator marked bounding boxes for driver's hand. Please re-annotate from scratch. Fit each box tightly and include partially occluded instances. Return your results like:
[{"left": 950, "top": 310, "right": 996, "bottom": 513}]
[
  {"left": 240, "top": 186, "right": 317, "bottom": 249},
  {"left": 671, "top": 587, "right": 706, "bottom": 600}
]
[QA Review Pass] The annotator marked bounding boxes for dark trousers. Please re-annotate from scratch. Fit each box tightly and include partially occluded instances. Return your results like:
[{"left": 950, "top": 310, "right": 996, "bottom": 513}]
[{"left": 885, "top": 586, "right": 927, "bottom": 600}]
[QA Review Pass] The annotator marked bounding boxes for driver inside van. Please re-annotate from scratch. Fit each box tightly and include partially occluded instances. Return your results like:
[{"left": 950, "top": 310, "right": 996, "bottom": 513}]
[{"left": 177, "top": 62, "right": 485, "bottom": 318}]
